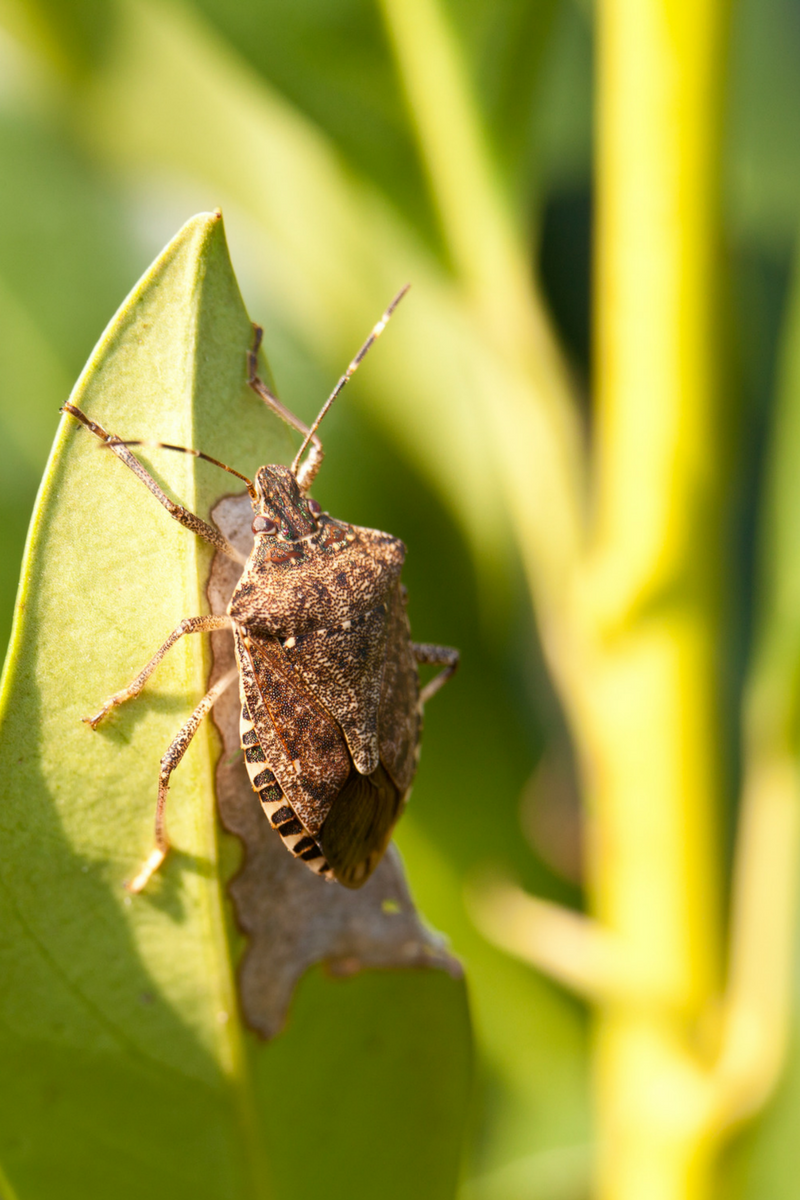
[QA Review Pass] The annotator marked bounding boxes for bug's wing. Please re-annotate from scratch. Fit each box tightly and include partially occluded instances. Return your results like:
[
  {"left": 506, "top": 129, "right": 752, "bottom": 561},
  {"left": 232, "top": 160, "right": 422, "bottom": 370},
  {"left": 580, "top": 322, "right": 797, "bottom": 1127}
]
[
  {"left": 279, "top": 604, "right": 389, "bottom": 775},
  {"left": 318, "top": 763, "right": 403, "bottom": 889},
  {"left": 236, "top": 629, "right": 351, "bottom": 836},
  {"left": 319, "top": 583, "right": 418, "bottom": 888},
  {"left": 377, "top": 584, "right": 420, "bottom": 794}
]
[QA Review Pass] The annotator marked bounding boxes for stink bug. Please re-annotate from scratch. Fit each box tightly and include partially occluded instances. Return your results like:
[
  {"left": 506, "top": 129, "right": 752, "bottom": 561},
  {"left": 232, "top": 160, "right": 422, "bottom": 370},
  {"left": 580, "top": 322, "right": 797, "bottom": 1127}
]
[{"left": 63, "top": 288, "right": 458, "bottom": 892}]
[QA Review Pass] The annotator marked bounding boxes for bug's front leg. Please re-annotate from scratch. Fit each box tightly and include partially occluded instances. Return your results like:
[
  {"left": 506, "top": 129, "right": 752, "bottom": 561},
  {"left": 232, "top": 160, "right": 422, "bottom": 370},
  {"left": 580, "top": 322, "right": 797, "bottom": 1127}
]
[
  {"left": 247, "top": 324, "right": 325, "bottom": 490},
  {"left": 85, "top": 615, "right": 233, "bottom": 728},
  {"left": 62, "top": 404, "right": 246, "bottom": 564},
  {"left": 413, "top": 643, "right": 460, "bottom": 705},
  {"left": 127, "top": 665, "right": 239, "bottom": 893}
]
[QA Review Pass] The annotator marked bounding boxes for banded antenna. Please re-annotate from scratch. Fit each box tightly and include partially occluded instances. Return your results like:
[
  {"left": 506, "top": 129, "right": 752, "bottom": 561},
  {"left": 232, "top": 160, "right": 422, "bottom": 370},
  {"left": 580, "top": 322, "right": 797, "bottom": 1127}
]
[{"left": 291, "top": 284, "right": 410, "bottom": 482}]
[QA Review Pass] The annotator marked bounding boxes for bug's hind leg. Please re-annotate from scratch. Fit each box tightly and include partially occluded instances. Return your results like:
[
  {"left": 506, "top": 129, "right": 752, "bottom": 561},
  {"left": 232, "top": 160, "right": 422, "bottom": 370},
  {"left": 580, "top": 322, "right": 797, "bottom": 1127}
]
[
  {"left": 85, "top": 615, "right": 233, "bottom": 729},
  {"left": 413, "top": 643, "right": 459, "bottom": 705},
  {"left": 127, "top": 665, "right": 239, "bottom": 894}
]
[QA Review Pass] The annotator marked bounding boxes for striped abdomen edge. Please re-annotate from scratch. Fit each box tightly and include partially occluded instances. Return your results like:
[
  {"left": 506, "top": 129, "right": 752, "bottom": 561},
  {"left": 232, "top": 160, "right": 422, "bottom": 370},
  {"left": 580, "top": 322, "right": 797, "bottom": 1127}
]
[{"left": 240, "top": 704, "right": 334, "bottom": 881}]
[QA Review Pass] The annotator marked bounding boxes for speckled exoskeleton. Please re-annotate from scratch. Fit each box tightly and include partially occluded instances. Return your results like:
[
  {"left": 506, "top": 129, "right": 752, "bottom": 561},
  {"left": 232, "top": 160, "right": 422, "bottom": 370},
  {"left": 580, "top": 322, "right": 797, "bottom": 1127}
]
[{"left": 63, "top": 288, "right": 458, "bottom": 892}]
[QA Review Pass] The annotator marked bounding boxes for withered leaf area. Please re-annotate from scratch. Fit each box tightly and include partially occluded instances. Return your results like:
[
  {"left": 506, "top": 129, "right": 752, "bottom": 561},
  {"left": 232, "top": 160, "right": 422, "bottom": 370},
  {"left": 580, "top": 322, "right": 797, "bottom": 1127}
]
[{"left": 208, "top": 494, "right": 461, "bottom": 1038}]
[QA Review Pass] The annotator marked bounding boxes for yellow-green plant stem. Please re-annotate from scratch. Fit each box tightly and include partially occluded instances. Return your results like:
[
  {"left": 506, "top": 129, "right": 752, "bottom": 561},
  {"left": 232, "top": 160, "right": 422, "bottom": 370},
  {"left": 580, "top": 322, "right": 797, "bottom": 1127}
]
[
  {"left": 585, "top": 2, "right": 729, "bottom": 1196},
  {"left": 378, "top": 0, "right": 542, "bottom": 352}
]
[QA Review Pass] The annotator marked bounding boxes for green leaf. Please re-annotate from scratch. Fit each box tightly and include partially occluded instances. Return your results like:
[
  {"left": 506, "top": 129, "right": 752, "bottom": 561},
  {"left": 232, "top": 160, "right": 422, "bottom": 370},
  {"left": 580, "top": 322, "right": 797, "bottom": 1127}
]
[{"left": 0, "top": 213, "right": 471, "bottom": 1200}]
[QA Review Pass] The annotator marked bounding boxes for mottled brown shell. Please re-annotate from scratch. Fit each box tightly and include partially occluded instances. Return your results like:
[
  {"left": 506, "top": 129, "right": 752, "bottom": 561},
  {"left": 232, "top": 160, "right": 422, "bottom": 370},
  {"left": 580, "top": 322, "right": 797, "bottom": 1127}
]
[{"left": 229, "top": 465, "right": 420, "bottom": 887}]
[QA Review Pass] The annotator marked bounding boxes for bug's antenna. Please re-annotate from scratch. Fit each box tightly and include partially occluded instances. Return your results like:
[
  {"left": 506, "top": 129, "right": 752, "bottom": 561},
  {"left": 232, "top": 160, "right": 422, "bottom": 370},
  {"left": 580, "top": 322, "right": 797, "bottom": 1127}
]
[
  {"left": 291, "top": 284, "right": 410, "bottom": 481},
  {"left": 107, "top": 438, "right": 256, "bottom": 498},
  {"left": 62, "top": 405, "right": 256, "bottom": 498}
]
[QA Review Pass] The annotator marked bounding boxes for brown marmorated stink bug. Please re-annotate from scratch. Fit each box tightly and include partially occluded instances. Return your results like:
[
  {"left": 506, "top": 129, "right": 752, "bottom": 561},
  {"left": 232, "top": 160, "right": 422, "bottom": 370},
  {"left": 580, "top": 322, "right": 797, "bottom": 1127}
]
[{"left": 63, "top": 287, "right": 458, "bottom": 893}]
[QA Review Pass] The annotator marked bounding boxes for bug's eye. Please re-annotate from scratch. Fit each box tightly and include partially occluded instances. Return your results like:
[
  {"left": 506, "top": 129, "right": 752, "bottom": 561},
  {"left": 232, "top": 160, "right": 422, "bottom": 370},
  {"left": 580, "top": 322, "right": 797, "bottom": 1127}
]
[
  {"left": 252, "top": 515, "right": 278, "bottom": 535},
  {"left": 307, "top": 498, "right": 322, "bottom": 516}
]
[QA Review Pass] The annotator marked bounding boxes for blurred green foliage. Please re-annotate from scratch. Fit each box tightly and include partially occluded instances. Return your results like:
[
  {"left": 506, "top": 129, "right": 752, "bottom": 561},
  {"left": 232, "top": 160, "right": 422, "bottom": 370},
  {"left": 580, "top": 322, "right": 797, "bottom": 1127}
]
[{"left": 1, "top": 0, "right": 800, "bottom": 1197}]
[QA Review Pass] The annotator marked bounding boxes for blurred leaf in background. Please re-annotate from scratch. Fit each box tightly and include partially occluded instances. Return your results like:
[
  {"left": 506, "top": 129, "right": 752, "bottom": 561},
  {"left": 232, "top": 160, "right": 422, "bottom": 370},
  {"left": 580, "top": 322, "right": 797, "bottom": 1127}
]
[{"left": 0, "top": 99, "right": 137, "bottom": 650}]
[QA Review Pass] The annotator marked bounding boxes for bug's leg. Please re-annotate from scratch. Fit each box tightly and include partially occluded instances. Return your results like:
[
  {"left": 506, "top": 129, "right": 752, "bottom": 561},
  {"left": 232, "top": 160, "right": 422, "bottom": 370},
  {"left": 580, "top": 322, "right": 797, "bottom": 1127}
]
[
  {"left": 413, "top": 643, "right": 460, "bottom": 705},
  {"left": 62, "top": 404, "right": 246, "bottom": 565},
  {"left": 247, "top": 325, "right": 325, "bottom": 490},
  {"left": 85, "top": 615, "right": 233, "bottom": 729},
  {"left": 126, "top": 665, "right": 239, "bottom": 893}
]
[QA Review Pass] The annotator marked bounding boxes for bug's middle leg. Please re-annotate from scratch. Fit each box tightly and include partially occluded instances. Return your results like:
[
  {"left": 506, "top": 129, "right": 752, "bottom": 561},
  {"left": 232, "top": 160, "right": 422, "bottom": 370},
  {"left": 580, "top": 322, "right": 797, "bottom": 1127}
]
[
  {"left": 126, "top": 664, "right": 239, "bottom": 893},
  {"left": 85, "top": 615, "right": 233, "bottom": 728},
  {"left": 413, "top": 643, "right": 460, "bottom": 705}
]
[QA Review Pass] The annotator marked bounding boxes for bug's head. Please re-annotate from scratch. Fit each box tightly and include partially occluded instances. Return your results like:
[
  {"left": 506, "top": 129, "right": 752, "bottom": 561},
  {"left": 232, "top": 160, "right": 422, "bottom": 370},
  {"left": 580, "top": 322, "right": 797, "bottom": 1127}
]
[{"left": 250, "top": 464, "right": 322, "bottom": 541}]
